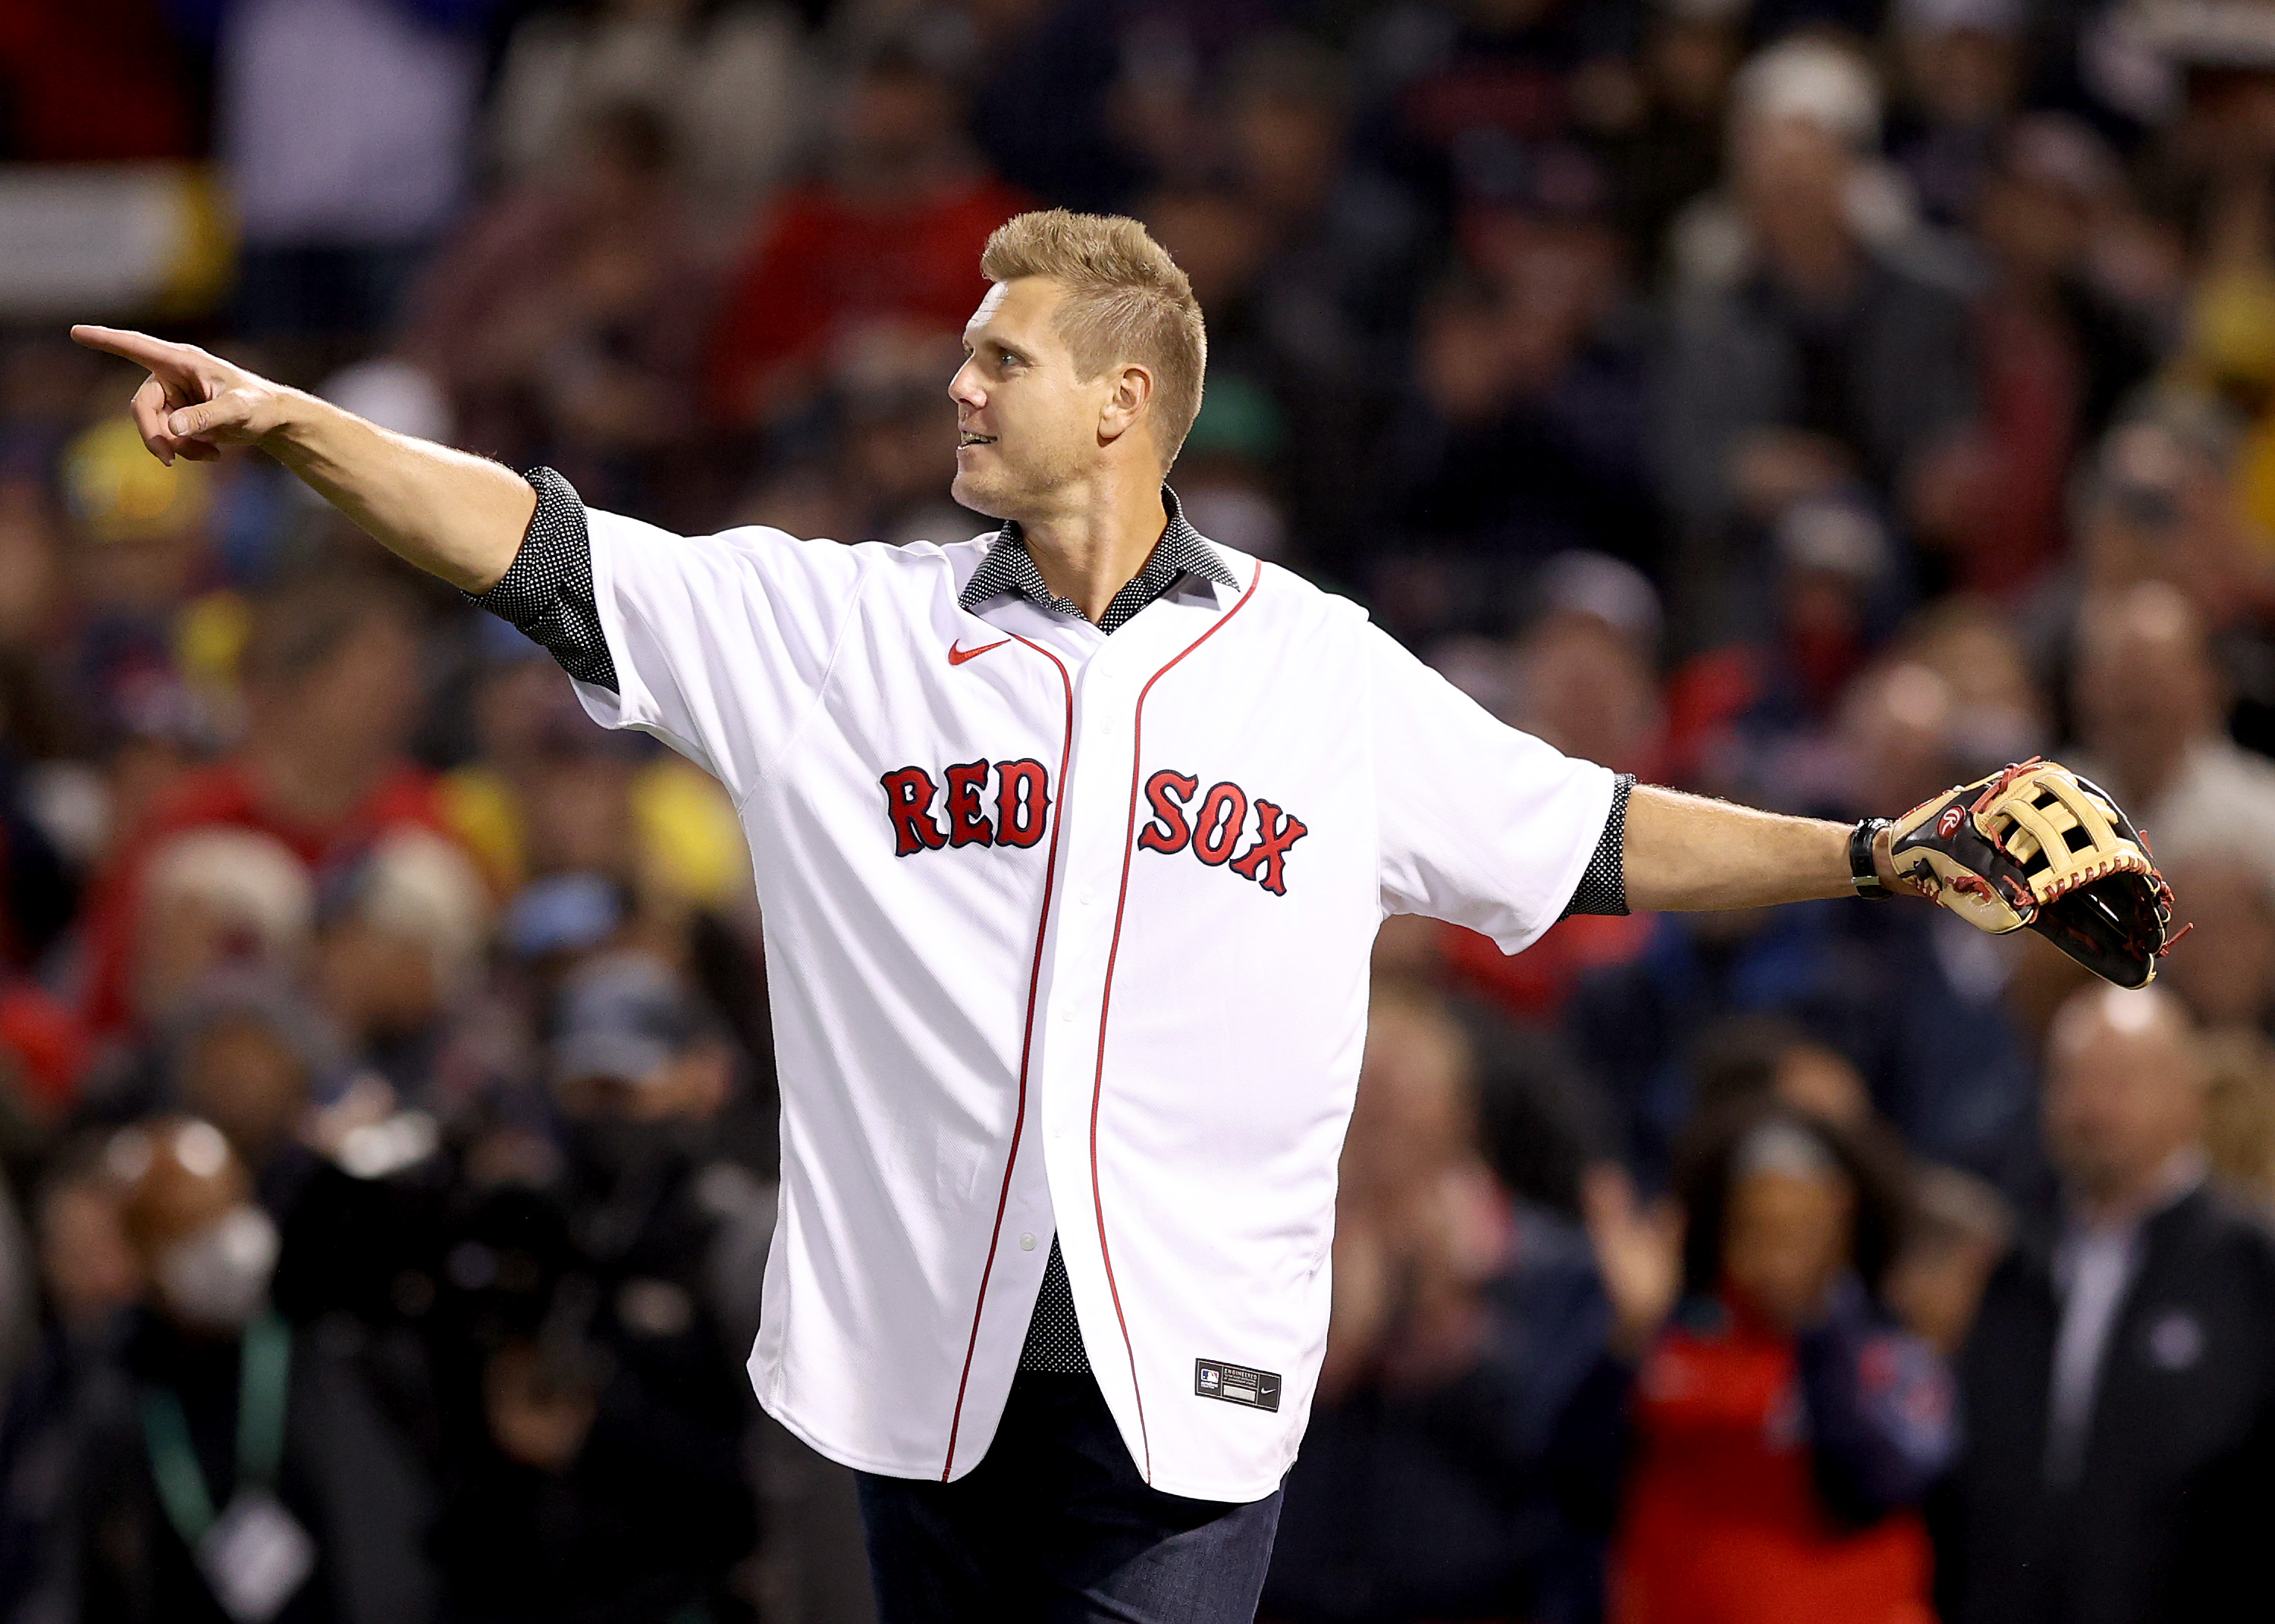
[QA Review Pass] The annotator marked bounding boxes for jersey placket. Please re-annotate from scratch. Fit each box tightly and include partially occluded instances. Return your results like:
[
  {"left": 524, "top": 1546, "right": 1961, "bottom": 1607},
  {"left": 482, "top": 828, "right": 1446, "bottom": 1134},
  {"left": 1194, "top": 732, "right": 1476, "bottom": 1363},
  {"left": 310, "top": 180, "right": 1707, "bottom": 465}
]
[{"left": 1027, "top": 576, "right": 1249, "bottom": 1485}]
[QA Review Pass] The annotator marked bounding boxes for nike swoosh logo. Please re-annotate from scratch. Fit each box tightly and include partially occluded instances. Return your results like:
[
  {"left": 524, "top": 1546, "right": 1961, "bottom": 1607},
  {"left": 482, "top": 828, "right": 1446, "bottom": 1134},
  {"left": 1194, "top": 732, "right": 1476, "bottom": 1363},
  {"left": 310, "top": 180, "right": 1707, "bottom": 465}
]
[{"left": 949, "top": 638, "right": 1009, "bottom": 666}]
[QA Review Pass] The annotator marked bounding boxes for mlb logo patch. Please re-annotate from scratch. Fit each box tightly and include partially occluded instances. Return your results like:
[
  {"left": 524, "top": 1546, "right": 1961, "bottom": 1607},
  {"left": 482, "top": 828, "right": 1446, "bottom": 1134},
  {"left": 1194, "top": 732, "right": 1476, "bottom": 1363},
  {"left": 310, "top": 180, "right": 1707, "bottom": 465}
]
[{"left": 1194, "top": 1359, "right": 1282, "bottom": 1412}]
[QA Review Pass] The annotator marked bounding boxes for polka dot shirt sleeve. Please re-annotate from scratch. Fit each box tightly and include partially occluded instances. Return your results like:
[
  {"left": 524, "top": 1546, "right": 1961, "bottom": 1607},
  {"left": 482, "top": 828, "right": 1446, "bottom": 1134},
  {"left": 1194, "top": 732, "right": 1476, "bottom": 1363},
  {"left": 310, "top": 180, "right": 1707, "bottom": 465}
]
[{"left": 465, "top": 467, "right": 618, "bottom": 691}]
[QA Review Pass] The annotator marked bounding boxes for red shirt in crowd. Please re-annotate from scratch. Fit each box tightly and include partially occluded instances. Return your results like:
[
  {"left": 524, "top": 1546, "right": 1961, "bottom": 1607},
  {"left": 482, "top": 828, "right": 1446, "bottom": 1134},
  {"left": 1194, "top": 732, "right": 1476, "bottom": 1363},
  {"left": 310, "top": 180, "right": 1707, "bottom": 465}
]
[
  {"left": 1611, "top": 1303, "right": 1938, "bottom": 1624},
  {"left": 703, "top": 174, "right": 1033, "bottom": 426},
  {"left": 0, "top": 0, "right": 196, "bottom": 160}
]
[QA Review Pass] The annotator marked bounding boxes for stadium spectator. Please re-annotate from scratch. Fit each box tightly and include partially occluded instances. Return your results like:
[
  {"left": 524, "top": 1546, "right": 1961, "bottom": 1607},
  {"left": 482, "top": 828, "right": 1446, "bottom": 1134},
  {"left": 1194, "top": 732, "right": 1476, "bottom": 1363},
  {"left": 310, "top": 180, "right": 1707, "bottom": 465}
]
[
  {"left": 1605, "top": 1099, "right": 1953, "bottom": 1624},
  {"left": 1884, "top": 1162, "right": 2013, "bottom": 1355},
  {"left": 403, "top": 103, "right": 716, "bottom": 513},
  {"left": 2069, "top": 582, "right": 2275, "bottom": 879},
  {"left": 1370, "top": 174, "right": 1660, "bottom": 613},
  {"left": 1599, "top": 0, "right": 1745, "bottom": 284},
  {"left": 1655, "top": 37, "right": 1975, "bottom": 648},
  {"left": 428, "top": 951, "right": 761, "bottom": 1624},
  {"left": 311, "top": 827, "right": 491, "bottom": 1099},
  {"left": 485, "top": 0, "right": 816, "bottom": 234},
  {"left": 1936, "top": 985, "right": 2275, "bottom": 1624},
  {"left": 121, "top": 827, "right": 315, "bottom": 1032},
  {"left": 2156, "top": 850, "right": 2275, "bottom": 1036},
  {"left": 58, "top": 1117, "right": 440, "bottom": 1624},
  {"left": 703, "top": 50, "right": 1031, "bottom": 428},
  {"left": 1886, "top": 0, "right": 2025, "bottom": 230},
  {"left": 82, "top": 574, "right": 457, "bottom": 1036},
  {"left": 1266, "top": 989, "right": 1614, "bottom": 1624},
  {"left": 1908, "top": 118, "right": 2160, "bottom": 600}
]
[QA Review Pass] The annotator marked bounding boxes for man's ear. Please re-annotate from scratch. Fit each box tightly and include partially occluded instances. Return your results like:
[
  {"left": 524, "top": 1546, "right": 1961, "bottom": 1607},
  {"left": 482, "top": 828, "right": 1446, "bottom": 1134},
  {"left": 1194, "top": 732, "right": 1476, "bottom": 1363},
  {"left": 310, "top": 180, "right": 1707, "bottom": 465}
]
[{"left": 1097, "top": 363, "right": 1156, "bottom": 450}]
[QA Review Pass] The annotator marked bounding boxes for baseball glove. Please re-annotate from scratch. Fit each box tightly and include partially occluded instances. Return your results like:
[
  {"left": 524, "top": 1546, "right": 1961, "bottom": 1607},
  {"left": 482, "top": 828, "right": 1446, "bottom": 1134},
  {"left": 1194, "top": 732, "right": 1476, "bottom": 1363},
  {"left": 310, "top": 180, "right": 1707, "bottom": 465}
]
[{"left": 1887, "top": 757, "right": 2179, "bottom": 989}]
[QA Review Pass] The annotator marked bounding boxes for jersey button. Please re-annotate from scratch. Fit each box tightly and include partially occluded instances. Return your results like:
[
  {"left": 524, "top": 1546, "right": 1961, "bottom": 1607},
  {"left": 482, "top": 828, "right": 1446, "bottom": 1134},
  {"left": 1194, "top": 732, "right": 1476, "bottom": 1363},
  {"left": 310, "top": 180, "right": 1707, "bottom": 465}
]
[{"left": 1018, "top": 1233, "right": 1036, "bottom": 1251}]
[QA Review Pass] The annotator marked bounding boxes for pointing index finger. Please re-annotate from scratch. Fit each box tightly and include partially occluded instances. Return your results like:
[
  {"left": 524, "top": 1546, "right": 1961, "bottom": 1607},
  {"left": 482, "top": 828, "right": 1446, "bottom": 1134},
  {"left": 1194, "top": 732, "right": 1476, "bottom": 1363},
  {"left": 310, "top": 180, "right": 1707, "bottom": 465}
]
[{"left": 68, "top": 324, "right": 188, "bottom": 372}]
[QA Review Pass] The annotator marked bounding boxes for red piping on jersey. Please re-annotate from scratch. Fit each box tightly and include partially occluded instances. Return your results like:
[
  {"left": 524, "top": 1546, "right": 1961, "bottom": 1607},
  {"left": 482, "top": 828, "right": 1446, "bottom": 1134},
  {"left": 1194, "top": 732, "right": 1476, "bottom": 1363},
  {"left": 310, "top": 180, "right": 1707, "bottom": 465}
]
[
  {"left": 940, "top": 632, "right": 1074, "bottom": 1480},
  {"left": 1090, "top": 562, "right": 1264, "bottom": 1484}
]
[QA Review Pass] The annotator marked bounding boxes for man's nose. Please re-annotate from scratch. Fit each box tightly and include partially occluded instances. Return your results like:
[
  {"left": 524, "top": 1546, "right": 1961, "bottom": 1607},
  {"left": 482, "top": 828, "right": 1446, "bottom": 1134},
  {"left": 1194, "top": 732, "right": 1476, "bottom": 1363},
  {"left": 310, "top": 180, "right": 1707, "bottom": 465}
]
[{"left": 949, "top": 360, "right": 981, "bottom": 407}]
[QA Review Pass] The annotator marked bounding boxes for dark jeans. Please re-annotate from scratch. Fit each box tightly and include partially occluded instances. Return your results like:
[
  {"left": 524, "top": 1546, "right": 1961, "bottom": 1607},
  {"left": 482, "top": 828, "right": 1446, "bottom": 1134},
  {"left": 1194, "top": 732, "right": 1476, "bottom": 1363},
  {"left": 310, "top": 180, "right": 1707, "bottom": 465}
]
[{"left": 856, "top": 1372, "right": 1283, "bottom": 1622}]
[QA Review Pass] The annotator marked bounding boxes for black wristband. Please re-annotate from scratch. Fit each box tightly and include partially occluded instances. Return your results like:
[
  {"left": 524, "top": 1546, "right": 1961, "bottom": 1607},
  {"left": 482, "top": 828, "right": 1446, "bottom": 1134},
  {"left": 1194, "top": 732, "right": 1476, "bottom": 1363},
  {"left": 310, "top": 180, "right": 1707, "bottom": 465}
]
[{"left": 1850, "top": 817, "right": 1894, "bottom": 899}]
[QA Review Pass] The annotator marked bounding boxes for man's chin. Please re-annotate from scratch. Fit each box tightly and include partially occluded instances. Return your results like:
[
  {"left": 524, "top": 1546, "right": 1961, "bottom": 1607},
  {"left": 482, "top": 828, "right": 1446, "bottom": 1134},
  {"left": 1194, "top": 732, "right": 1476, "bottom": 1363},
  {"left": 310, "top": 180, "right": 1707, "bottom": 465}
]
[{"left": 950, "top": 471, "right": 1011, "bottom": 522}]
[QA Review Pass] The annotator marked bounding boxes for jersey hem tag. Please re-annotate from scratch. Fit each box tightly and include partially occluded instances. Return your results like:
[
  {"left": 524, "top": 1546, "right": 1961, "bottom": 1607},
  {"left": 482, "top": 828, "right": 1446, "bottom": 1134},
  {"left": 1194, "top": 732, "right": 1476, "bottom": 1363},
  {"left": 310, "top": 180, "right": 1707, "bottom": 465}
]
[{"left": 1194, "top": 1359, "right": 1281, "bottom": 1412}]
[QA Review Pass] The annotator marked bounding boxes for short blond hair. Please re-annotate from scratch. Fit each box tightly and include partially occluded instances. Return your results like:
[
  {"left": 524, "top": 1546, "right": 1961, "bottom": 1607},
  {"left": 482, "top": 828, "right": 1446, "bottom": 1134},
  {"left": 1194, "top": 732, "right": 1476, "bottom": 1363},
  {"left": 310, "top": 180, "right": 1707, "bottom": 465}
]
[{"left": 980, "top": 210, "right": 1207, "bottom": 469}]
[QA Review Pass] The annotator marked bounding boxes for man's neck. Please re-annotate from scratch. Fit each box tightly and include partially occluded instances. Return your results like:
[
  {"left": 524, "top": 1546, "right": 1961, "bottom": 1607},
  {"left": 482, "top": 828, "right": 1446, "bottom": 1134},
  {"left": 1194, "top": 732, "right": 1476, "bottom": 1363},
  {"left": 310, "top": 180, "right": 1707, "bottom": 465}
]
[
  {"left": 1016, "top": 475, "right": 1171, "bottom": 625},
  {"left": 2069, "top": 1145, "right": 2206, "bottom": 1232}
]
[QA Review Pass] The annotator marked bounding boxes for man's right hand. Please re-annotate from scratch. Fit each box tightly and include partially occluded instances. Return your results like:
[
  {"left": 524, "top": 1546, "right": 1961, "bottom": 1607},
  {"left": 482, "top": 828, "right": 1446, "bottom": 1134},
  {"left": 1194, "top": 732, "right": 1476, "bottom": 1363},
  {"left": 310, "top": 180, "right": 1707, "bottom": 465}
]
[
  {"left": 71, "top": 325, "right": 302, "bottom": 467},
  {"left": 64, "top": 323, "right": 534, "bottom": 593}
]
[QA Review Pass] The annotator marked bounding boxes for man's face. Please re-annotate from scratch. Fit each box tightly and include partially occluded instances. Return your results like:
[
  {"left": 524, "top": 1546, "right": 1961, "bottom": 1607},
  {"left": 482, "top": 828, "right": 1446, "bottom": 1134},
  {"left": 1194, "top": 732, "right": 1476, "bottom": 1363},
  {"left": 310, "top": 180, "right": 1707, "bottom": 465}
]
[
  {"left": 2043, "top": 1013, "right": 2201, "bottom": 1206},
  {"left": 948, "top": 278, "right": 1118, "bottom": 522}
]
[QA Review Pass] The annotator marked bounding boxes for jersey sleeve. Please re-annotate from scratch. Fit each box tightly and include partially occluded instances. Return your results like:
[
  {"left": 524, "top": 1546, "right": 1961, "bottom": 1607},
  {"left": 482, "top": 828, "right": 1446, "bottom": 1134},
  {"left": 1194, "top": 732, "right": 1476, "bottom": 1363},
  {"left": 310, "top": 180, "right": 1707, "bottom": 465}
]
[
  {"left": 470, "top": 467, "right": 867, "bottom": 798},
  {"left": 1367, "top": 622, "right": 1619, "bottom": 952}
]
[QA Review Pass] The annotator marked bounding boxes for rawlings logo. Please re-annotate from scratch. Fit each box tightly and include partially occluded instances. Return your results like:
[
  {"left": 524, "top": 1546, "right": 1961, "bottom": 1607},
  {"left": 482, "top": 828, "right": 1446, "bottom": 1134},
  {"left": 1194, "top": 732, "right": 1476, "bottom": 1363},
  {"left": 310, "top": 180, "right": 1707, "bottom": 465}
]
[{"left": 1937, "top": 805, "right": 1966, "bottom": 839}]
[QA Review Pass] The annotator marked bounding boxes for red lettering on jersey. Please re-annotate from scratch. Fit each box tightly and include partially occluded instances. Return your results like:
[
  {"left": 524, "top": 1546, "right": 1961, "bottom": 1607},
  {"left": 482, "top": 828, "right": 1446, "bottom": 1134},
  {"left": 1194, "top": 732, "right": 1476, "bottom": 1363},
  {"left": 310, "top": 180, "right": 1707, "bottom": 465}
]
[
  {"left": 944, "top": 759, "right": 996, "bottom": 848},
  {"left": 995, "top": 760, "right": 1050, "bottom": 848},
  {"left": 1192, "top": 782, "right": 1248, "bottom": 866},
  {"left": 1228, "top": 799, "right": 1308, "bottom": 895},
  {"left": 880, "top": 767, "right": 948, "bottom": 855},
  {"left": 1136, "top": 769, "right": 1200, "bottom": 855}
]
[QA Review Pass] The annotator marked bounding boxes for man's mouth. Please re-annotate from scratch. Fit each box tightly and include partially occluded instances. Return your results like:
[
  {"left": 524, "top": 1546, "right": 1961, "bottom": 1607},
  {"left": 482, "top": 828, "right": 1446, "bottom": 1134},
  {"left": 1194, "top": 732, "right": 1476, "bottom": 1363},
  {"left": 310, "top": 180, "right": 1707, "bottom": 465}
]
[{"left": 959, "top": 431, "right": 996, "bottom": 448}]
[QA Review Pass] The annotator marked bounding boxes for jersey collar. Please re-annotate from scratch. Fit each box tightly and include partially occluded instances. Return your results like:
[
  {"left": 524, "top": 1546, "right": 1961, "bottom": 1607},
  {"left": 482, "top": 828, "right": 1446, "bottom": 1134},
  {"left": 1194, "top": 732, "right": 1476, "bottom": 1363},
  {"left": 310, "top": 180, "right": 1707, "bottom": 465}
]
[{"left": 958, "top": 485, "right": 1239, "bottom": 635}]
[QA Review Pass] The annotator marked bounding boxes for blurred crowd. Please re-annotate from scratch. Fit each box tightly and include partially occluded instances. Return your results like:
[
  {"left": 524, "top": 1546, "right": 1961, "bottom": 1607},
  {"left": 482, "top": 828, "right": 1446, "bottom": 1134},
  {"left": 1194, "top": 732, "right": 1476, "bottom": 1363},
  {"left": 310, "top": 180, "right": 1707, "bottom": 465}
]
[{"left": 10, "top": 0, "right": 2275, "bottom": 1620}]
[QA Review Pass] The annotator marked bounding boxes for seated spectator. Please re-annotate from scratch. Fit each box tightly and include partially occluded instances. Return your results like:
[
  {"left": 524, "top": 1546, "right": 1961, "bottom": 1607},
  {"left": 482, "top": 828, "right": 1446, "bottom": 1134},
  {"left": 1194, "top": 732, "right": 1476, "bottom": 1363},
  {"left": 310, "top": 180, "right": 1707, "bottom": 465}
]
[
  {"left": 166, "top": 976, "right": 341, "bottom": 1216},
  {"left": 1662, "top": 499, "right": 1895, "bottom": 799},
  {"left": 1887, "top": 0, "right": 2024, "bottom": 230},
  {"left": 61, "top": 1116, "right": 439, "bottom": 1624},
  {"left": 0, "top": 1136, "right": 148, "bottom": 1617},
  {"left": 1604, "top": 1100, "right": 1953, "bottom": 1624},
  {"left": 402, "top": 103, "right": 714, "bottom": 509},
  {"left": 83, "top": 572, "right": 459, "bottom": 1036},
  {"left": 2063, "top": 412, "right": 2275, "bottom": 691},
  {"left": 312, "top": 827, "right": 492, "bottom": 1101},
  {"left": 440, "top": 635, "right": 749, "bottom": 913},
  {"left": 485, "top": 0, "right": 814, "bottom": 234},
  {"left": 1436, "top": 603, "right": 1662, "bottom": 1019},
  {"left": 2069, "top": 582, "right": 2275, "bottom": 883},
  {"left": 2157, "top": 849, "right": 2275, "bottom": 1036},
  {"left": 128, "top": 827, "right": 315, "bottom": 1030},
  {"left": 1655, "top": 37, "right": 1975, "bottom": 648},
  {"left": 703, "top": 51, "right": 1031, "bottom": 428},
  {"left": 1906, "top": 118, "right": 2159, "bottom": 600},
  {"left": 1686, "top": 1014, "right": 2021, "bottom": 1354},
  {"left": 1884, "top": 1163, "right": 2014, "bottom": 1356},
  {"left": 1370, "top": 174, "right": 1659, "bottom": 619},
  {"left": 1936, "top": 986, "right": 2275, "bottom": 1624},
  {"left": 1599, "top": 0, "right": 1744, "bottom": 283},
  {"left": 1265, "top": 988, "right": 1614, "bottom": 1624}
]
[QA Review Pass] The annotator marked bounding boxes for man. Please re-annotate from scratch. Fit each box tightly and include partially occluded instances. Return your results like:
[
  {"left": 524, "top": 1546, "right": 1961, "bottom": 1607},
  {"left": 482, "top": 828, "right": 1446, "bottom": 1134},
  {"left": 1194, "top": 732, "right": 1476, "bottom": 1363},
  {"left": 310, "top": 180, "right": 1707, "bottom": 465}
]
[
  {"left": 58, "top": 1117, "right": 438, "bottom": 1624},
  {"left": 77, "top": 209, "right": 1963, "bottom": 1621},
  {"left": 1935, "top": 986, "right": 2275, "bottom": 1624},
  {"left": 2069, "top": 581, "right": 2275, "bottom": 885},
  {"left": 431, "top": 952, "right": 760, "bottom": 1624}
]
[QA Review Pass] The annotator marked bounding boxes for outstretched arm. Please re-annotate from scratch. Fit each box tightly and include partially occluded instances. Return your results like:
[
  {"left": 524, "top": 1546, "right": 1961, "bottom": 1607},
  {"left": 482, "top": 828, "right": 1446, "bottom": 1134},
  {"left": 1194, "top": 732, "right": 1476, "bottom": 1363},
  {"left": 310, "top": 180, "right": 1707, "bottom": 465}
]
[
  {"left": 68, "top": 326, "right": 531, "bottom": 593},
  {"left": 1621, "top": 782, "right": 1913, "bottom": 913}
]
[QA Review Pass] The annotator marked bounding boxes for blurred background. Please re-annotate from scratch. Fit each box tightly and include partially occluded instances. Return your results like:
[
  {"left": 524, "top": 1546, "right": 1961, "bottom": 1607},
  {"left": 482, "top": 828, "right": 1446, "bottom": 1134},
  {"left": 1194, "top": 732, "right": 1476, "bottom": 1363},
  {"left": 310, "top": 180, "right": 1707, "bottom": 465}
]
[{"left": 5, "top": 0, "right": 2275, "bottom": 1620}]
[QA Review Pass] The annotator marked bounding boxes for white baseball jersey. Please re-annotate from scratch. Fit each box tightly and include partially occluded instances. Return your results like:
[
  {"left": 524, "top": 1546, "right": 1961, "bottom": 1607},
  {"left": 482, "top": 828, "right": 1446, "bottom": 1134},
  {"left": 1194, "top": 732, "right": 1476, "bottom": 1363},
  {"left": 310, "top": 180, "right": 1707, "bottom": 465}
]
[{"left": 480, "top": 472, "right": 1618, "bottom": 1503}]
